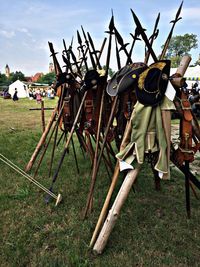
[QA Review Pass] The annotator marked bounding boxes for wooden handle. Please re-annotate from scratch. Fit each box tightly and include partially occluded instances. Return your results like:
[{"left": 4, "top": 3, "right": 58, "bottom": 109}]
[{"left": 176, "top": 55, "right": 191, "bottom": 77}]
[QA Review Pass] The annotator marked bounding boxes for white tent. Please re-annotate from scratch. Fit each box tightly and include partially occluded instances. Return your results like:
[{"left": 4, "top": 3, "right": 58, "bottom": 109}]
[{"left": 8, "top": 80, "right": 28, "bottom": 98}]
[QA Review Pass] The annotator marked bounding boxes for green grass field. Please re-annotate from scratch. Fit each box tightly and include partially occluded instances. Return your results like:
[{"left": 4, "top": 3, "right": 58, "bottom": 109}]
[{"left": 0, "top": 97, "right": 200, "bottom": 267}]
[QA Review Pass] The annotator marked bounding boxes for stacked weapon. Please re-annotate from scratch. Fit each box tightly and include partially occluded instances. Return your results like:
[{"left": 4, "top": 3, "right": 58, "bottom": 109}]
[
  {"left": 91, "top": 2, "right": 200, "bottom": 254},
  {"left": 22, "top": 1, "right": 200, "bottom": 254}
]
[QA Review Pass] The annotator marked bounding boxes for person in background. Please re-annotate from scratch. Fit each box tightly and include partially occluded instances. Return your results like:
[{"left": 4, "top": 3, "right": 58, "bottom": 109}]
[
  {"left": 13, "top": 88, "right": 18, "bottom": 101},
  {"left": 35, "top": 89, "right": 42, "bottom": 104},
  {"left": 188, "top": 89, "right": 200, "bottom": 115}
]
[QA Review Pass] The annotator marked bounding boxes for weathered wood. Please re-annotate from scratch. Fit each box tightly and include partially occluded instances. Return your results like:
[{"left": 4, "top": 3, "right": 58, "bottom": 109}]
[
  {"left": 90, "top": 117, "right": 133, "bottom": 247},
  {"left": 25, "top": 106, "right": 57, "bottom": 172},
  {"left": 93, "top": 166, "right": 141, "bottom": 254},
  {"left": 41, "top": 100, "right": 45, "bottom": 133}
]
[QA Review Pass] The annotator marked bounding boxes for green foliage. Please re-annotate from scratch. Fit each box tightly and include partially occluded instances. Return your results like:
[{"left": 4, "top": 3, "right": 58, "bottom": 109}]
[
  {"left": 0, "top": 71, "right": 26, "bottom": 86},
  {"left": 37, "top": 72, "right": 56, "bottom": 85},
  {"left": 0, "top": 73, "right": 8, "bottom": 86},
  {"left": 161, "top": 34, "right": 198, "bottom": 67},
  {"left": 102, "top": 65, "right": 116, "bottom": 78}
]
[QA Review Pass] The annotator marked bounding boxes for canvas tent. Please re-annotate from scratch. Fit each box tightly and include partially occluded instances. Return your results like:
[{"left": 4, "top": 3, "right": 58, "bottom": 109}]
[{"left": 8, "top": 80, "right": 28, "bottom": 98}]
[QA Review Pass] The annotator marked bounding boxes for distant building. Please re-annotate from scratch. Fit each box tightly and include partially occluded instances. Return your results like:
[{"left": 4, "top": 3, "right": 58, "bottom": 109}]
[
  {"left": 49, "top": 62, "right": 54, "bottom": 73},
  {"left": 32, "top": 72, "right": 43, "bottom": 82},
  {"left": 5, "top": 64, "right": 10, "bottom": 77}
]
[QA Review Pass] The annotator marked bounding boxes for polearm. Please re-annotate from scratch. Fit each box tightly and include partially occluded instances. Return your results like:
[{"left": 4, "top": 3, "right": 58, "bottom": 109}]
[
  {"left": 114, "top": 27, "right": 132, "bottom": 64},
  {"left": 83, "top": 15, "right": 115, "bottom": 218},
  {"left": 49, "top": 89, "right": 88, "bottom": 190},
  {"left": 160, "top": 1, "right": 183, "bottom": 59},
  {"left": 33, "top": 103, "right": 65, "bottom": 178},
  {"left": 25, "top": 106, "right": 58, "bottom": 172},
  {"left": 81, "top": 26, "right": 96, "bottom": 69},
  {"left": 87, "top": 32, "right": 101, "bottom": 69},
  {"left": 126, "top": 27, "right": 141, "bottom": 65},
  {"left": 93, "top": 166, "right": 141, "bottom": 254},
  {"left": 49, "top": 42, "right": 62, "bottom": 75},
  {"left": 77, "top": 30, "right": 89, "bottom": 71},
  {"left": 144, "top": 12, "right": 160, "bottom": 64},
  {"left": 104, "top": 14, "right": 115, "bottom": 77},
  {"left": 85, "top": 12, "right": 143, "bottom": 220},
  {"left": 62, "top": 38, "right": 74, "bottom": 74},
  {"left": 67, "top": 41, "right": 83, "bottom": 77},
  {"left": 98, "top": 37, "right": 107, "bottom": 61},
  {"left": 0, "top": 154, "right": 62, "bottom": 206},
  {"left": 83, "top": 89, "right": 106, "bottom": 218},
  {"left": 131, "top": 9, "right": 158, "bottom": 62},
  {"left": 115, "top": 34, "right": 121, "bottom": 70},
  {"left": 89, "top": 114, "right": 133, "bottom": 248}
]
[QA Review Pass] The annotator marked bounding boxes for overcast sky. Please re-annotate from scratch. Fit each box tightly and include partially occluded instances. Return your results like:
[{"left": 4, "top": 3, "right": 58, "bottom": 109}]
[{"left": 0, "top": 0, "right": 200, "bottom": 76}]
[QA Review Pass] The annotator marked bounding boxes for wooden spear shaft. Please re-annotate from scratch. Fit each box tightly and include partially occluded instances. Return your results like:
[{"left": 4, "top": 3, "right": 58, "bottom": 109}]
[
  {"left": 93, "top": 166, "right": 141, "bottom": 254},
  {"left": 84, "top": 96, "right": 118, "bottom": 220},
  {"left": 51, "top": 90, "right": 87, "bottom": 182},
  {"left": 83, "top": 89, "right": 105, "bottom": 218},
  {"left": 90, "top": 114, "right": 133, "bottom": 247},
  {"left": 41, "top": 100, "right": 45, "bottom": 133},
  {"left": 25, "top": 106, "right": 58, "bottom": 172},
  {"left": 33, "top": 104, "right": 65, "bottom": 178}
]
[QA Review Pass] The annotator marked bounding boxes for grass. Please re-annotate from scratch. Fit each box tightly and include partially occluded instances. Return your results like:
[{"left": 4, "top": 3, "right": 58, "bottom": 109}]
[{"left": 0, "top": 97, "right": 200, "bottom": 266}]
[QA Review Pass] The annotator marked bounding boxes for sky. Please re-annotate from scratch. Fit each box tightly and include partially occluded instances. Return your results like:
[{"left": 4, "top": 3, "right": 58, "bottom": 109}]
[{"left": 0, "top": 0, "right": 200, "bottom": 76}]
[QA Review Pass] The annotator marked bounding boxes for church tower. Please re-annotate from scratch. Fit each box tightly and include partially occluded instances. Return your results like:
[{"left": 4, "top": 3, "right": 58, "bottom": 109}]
[
  {"left": 49, "top": 62, "right": 54, "bottom": 73},
  {"left": 5, "top": 64, "right": 10, "bottom": 77}
]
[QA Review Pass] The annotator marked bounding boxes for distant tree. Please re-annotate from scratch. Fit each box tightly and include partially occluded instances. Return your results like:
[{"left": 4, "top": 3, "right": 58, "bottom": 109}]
[
  {"left": 161, "top": 34, "right": 198, "bottom": 67},
  {"left": 8, "top": 71, "right": 25, "bottom": 83},
  {"left": 0, "top": 73, "right": 9, "bottom": 86},
  {"left": 193, "top": 54, "right": 200, "bottom": 66},
  {"left": 102, "top": 65, "right": 115, "bottom": 78},
  {"left": 37, "top": 72, "right": 56, "bottom": 85}
]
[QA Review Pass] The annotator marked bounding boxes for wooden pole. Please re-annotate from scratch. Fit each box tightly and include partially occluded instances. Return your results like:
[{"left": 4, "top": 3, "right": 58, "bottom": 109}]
[
  {"left": 25, "top": 106, "right": 58, "bottom": 172},
  {"left": 41, "top": 100, "right": 45, "bottom": 133},
  {"left": 83, "top": 89, "right": 106, "bottom": 218},
  {"left": 93, "top": 166, "right": 141, "bottom": 254},
  {"left": 90, "top": 115, "right": 133, "bottom": 247}
]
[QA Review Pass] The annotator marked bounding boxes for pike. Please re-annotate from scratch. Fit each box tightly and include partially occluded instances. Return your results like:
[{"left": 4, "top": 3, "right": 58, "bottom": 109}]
[
  {"left": 33, "top": 103, "right": 65, "bottom": 179},
  {"left": 81, "top": 26, "right": 96, "bottom": 69},
  {"left": 115, "top": 34, "right": 121, "bottom": 70},
  {"left": 90, "top": 116, "right": 133, "bottom": 248},
  {"left": 62, "top": 38, "right": 74, "bottom": 74},
  {"left": 98, "top": 37, "right": 107, "bottom": 61},
  {"left": 64, "top": 38, "right": 82, "bottom": 77},
  {"left": 83, "top": 14, "right": 115, "bottom": 217},
  {"left": 114, "top": 26, "right": 132, "bottom": 64},
  {"left": 126, "top": 26, "right": 141, "bottom": 65},
  {"left": 160, "top": 1, "right": 183, "bottom": 59},
  {"left": 49, "top": 42, "right": 62, "bottom": 75},
  {"left": 87, "top": 32, "right": 101, "bottom": 69},
  {"left": 49, "top": 89, "right": 88, "bottom": 191},
  {"left": 104, "top": 13, "right": 115, "bottom": 77},
  {"left": 144, "top": 12, "right": 160, "bottom": 64},
  {"left": 77, "top": 30, "right": 89, "bottom": 71},
  {"left": 131, "top": 9, "right": 158, "bottom": 62},
  {"left": 25, "top": 106, "right": 58, "bottom": 172}
]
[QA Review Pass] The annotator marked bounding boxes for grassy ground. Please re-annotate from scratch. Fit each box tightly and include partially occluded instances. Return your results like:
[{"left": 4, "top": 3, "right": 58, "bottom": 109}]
[{"left": 0, "top": 97, "right": 200, "bottom": 267}]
